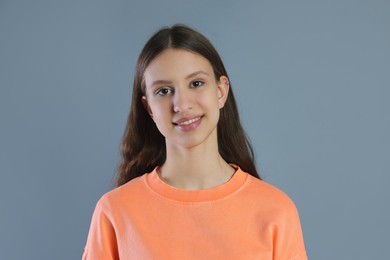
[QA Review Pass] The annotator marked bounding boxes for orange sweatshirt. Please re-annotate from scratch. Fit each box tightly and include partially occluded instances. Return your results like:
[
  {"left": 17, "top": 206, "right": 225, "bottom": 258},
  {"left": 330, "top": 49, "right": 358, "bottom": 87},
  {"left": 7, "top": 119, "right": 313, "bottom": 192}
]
[{"left": 83, "top": 166, "right": 307, "bottom": 259}]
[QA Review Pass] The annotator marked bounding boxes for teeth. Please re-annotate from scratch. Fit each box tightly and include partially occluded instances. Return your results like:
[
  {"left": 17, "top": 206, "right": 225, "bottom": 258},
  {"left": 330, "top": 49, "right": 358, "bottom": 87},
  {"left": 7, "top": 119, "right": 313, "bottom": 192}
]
[{"left": 178, "top": 117, "right": 200, "bottom": 125}]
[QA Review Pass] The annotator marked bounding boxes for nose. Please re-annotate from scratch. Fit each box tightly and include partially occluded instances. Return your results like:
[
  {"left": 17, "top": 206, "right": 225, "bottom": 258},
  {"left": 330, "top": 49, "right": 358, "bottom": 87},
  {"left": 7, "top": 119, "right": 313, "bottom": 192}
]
[{"left": 173, "top": 88, "right": 193, "bottom": 113}]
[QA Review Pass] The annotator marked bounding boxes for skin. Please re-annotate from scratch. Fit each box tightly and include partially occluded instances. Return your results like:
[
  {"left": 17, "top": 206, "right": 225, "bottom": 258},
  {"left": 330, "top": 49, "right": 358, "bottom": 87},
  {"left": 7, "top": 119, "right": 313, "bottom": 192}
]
[{"left": 142, "top": 48, "right": 235, "bottom": 190}]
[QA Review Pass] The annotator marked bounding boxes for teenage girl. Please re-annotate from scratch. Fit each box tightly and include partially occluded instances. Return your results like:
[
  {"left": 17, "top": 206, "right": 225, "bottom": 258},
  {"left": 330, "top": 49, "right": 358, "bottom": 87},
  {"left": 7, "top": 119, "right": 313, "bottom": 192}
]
[{"left": 83, "top": 25, "right": 307, "bottom": 260}]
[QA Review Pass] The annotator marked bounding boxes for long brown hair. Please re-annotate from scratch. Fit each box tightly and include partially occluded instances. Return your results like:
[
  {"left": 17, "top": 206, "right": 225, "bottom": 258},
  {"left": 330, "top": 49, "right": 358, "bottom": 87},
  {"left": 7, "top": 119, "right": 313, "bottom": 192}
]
[{"left": 116, "top": 25, "right": 260, "bottom": 187}]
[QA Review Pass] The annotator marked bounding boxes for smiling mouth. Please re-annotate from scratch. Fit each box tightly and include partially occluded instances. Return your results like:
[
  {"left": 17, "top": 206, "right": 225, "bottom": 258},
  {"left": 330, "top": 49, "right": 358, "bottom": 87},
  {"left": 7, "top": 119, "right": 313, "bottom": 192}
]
[{"left": 174, "top": 116, "right": 202, "bottom": 126}]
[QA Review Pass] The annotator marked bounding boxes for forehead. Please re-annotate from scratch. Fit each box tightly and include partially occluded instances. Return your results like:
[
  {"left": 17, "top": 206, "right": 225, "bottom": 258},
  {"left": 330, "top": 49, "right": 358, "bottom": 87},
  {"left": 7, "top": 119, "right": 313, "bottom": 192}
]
[{"left": 144, "top": 49, "right": 214, "bottom": 86}]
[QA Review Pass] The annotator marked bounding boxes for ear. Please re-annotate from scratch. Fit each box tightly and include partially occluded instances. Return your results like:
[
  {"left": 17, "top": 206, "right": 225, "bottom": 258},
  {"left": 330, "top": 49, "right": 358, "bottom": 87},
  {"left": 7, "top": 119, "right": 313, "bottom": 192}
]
[
  {"left": 217, "top": 76, "right": 230, "bottom": 109},
  {"left": 142, "top": 96, "right": 153, "bottom": 118}
]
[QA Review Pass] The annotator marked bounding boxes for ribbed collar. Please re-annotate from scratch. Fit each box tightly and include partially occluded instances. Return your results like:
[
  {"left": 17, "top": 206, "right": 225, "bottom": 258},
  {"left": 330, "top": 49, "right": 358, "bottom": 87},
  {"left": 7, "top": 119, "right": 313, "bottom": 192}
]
[{"left": 142, "top": 165, "right": 248, "bottom": 203}]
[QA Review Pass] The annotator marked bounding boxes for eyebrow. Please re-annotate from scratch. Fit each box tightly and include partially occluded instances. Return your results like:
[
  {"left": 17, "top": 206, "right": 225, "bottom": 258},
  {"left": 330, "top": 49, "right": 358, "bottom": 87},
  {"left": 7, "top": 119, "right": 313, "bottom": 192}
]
[
  {"left": 185, "top": 70, "right": 210, "bottom": 80},
  {"left": 150, "top": 70, "right": 210, "bottom": 87}
]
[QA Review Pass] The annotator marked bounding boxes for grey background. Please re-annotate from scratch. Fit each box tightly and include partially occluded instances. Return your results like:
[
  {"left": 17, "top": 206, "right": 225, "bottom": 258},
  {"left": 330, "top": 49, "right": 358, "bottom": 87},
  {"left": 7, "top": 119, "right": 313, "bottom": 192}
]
[{"left": 1, "top": 0, "right": 389, "bottom": 259}]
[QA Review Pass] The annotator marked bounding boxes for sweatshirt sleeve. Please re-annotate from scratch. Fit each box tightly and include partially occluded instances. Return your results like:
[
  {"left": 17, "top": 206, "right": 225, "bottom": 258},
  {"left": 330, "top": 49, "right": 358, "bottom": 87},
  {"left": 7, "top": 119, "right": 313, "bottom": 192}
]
[
  {"left": 273, "top": 196, "right": 308, "bottom": 260},
  {"left": 82, "top": 196, "right": 119, "bottom": 260}
]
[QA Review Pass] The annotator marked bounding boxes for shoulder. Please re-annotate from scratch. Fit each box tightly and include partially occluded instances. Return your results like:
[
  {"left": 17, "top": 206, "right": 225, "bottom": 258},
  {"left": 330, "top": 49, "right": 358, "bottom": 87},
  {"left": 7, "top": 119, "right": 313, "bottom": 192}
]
[
  {"left": 95, "top": 174, "right": 148, "bottom": 211},
  {"left": 240, "top": 174, "right": 300, "bottom": 217},
  {"left": 240, "top": 176, "right": 307, "bottom": 259},
  {"left": 241, "top": 174, "right": 305, "bottom": 244},
  {"left": 244, "top": 175, "right": 294, "bottom": 202}
]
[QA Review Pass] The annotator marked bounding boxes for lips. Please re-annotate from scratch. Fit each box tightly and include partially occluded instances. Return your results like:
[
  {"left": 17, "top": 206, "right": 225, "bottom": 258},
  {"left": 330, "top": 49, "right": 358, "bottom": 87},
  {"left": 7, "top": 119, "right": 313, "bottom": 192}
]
[
  {"left": 173, "top": 115, "right": 203, "bottom": 132},
  {"left": 175, "top": 116, "right": 201, "bottom": 125}
]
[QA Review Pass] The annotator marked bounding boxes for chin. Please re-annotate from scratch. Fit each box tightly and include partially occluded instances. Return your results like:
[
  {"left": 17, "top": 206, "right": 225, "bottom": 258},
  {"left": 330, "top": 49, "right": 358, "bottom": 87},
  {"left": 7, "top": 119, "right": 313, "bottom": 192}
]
[
  {"left": 171, "top": 131, "right": 218, "bottom": 149},
  {"left": 176, "top": 138, "right": 206, "bottom": 149}
]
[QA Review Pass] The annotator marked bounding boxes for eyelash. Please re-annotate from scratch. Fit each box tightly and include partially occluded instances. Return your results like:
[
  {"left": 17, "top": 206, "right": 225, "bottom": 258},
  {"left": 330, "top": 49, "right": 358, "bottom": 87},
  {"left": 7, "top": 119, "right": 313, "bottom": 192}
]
[
  {"left": 191, "top": 80, "right": 204, "bottom": 88},
  {"left": 154, "top": 80, "right": 205, "bottom": 96},
  {"left": 156, "top": 88, "right": 173, "bottom": 96}
]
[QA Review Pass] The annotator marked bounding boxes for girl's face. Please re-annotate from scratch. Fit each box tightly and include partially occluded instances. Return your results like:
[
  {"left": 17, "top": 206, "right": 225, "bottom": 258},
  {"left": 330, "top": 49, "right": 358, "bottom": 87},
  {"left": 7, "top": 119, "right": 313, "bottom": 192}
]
[{"left": 142, "top": 48, "right": 229, "bottom": 149}]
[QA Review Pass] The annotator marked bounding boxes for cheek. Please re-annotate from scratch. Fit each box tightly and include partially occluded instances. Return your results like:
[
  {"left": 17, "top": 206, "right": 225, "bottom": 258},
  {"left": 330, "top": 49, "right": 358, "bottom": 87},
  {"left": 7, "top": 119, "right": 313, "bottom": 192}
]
[
  {"left": 149, "top": 99, "right": 168, "bottom": 112},
  {"left": 150, "top": 110, "right": 171, "bottom": 137},
  {"left": 201, "top": 93, "right": 220, "bottom": 110},
  {"left": 149, "top": 102, "right": 171, "bottom": 122},
  {"left": 199, "top": 87, "right": 217, "bottom": 101}
]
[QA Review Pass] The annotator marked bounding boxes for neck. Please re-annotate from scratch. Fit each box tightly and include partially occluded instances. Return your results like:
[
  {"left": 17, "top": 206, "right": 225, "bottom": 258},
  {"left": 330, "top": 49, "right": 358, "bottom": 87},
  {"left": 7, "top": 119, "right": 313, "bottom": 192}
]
[{"left": 159, "top": 136, "right": 235, "bottom": 190}]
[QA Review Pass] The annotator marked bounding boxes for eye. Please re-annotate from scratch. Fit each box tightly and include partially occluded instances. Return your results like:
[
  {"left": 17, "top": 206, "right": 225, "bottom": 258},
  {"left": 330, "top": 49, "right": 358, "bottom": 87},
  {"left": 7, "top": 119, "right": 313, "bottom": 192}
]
[
  {"left": 156, "top": 88, "right": 173, "bottom": 96},
  {"left": 190, "top": 80, "right": 204, "bottom": 88}
]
